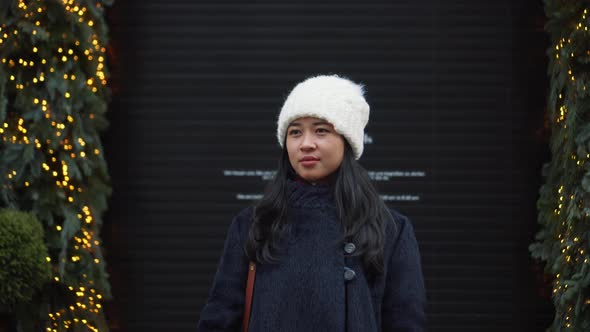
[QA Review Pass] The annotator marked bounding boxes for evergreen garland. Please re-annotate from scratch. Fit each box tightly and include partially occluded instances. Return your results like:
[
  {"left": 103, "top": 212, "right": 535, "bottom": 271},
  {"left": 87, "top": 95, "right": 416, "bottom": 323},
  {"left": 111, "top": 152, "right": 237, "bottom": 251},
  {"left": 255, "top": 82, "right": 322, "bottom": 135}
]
[
  {"left": 0, "top": 0, "right": 113, "bottom": 330},
  {"left": 530, "top": 1, "right": 590, "bottom": 331}
]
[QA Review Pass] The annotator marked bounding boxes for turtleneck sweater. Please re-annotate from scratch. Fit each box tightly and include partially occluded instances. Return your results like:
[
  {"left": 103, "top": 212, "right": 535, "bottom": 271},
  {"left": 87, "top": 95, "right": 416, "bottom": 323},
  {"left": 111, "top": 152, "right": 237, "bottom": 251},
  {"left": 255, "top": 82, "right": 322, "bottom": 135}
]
[{"left": 287, "top": 175, "right": 336, "bottom": 209}]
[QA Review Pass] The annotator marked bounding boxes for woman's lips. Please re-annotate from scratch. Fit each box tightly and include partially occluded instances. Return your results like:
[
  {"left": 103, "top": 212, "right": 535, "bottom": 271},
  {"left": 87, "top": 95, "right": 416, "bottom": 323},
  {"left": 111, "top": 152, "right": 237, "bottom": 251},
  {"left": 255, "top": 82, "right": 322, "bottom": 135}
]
[
  {"left": 300, "top": 160, "right": 318, "bottom": 167},
  {"left": 300, "top": 158, "right": 319, "bottom": 167}
]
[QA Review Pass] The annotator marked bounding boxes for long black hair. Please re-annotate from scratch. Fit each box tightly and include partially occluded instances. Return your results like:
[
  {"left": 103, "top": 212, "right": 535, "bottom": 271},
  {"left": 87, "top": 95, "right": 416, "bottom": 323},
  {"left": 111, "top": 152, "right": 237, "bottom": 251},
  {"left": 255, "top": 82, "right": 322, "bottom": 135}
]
[{"left": 245, "top": 140, "right": 396, "bottom": 281}]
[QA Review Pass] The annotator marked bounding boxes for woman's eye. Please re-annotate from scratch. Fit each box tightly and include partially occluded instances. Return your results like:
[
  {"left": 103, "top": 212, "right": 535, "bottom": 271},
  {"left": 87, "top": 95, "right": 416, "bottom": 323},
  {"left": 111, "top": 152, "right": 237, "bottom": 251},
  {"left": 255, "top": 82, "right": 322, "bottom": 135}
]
[
  {"left": 288, "top": 129, "right": 300, "bottom": 135},
  {"left": 317, "top": 128, "right": 329, "bottom": 133}
]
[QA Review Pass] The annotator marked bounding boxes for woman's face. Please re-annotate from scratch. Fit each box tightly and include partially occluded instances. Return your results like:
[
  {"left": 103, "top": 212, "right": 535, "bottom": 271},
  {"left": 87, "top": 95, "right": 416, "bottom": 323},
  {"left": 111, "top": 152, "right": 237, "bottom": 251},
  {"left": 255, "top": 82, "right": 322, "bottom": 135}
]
[{"left": 286, "top": 116, "right": 345, "bottom": 183}]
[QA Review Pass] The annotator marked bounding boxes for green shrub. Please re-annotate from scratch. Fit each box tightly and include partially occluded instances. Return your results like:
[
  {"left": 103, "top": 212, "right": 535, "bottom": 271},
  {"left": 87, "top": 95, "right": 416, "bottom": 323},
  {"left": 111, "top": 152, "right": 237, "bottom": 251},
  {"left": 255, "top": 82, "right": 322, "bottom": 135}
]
[{"left": 0, "top": 208, "right": 51, "bottom": 310}]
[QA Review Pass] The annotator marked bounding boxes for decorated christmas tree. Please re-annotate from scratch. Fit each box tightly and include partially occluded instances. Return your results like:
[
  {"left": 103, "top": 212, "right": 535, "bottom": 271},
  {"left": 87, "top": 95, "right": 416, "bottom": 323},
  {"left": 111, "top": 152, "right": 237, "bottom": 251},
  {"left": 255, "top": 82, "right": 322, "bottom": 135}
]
[
  {"left": 0, "top": 0, "right": 113, "bottom": 330},
  {"left": 530, "top": 1, "right": 590, "bottom": 331}
]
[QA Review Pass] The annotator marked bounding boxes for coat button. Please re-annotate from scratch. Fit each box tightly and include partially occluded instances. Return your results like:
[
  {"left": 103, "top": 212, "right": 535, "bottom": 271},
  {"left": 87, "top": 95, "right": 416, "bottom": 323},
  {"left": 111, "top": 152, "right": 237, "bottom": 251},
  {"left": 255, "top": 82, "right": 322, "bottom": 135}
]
[
  {"left": 344, "top": 267, "right": 356, "bottom": 281},
  {"left": 344, "top": 242, "right": 356, "bottom": 254}
]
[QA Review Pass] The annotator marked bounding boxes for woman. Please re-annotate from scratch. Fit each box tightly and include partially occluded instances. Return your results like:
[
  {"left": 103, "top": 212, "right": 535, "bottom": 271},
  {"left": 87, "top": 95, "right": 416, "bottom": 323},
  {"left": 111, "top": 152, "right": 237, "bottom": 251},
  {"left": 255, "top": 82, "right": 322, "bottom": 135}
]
[{"left": 197, "top": 75, "right": 426, "bottom": 331}]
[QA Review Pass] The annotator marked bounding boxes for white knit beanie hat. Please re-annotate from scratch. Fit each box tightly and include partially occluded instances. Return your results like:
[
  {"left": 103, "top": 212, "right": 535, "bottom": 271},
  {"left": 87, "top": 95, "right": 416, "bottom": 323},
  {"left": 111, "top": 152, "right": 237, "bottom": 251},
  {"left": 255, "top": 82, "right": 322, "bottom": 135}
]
[{"left": 276, "top": 74, "right": 370, "bottom": 160}]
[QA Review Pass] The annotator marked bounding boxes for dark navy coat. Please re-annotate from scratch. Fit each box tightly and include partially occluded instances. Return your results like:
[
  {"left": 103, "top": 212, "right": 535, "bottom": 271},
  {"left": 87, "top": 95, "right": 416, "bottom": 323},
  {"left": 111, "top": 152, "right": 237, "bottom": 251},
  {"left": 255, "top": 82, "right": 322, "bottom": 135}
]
[{"left": 197, "top": 178, "right": 426, "bottom": 331}]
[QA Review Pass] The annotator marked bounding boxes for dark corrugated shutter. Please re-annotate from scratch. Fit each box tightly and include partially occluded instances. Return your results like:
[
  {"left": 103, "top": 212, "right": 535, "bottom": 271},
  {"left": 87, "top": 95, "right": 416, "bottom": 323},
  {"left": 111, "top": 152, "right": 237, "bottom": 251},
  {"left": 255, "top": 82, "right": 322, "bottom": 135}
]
[{"left": 102, "top": 0, "right": 552, "bottom": 330}]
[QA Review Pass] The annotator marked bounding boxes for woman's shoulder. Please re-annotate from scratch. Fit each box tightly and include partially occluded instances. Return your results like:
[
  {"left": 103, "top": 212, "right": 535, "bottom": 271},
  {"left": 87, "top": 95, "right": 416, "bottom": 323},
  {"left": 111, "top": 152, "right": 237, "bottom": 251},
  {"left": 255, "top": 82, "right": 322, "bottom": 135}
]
[
  {"left": 385, "top": 206, "right": 412, "bottom": 229},
  {"left": 383, "top": 207, "right": 418, "bottom": 247},
  {"left": 234, "top": 205, "right": 255, "bottom": 222},
  {"left": 227, "top": 205, "right": 256, "bottom": 238}
]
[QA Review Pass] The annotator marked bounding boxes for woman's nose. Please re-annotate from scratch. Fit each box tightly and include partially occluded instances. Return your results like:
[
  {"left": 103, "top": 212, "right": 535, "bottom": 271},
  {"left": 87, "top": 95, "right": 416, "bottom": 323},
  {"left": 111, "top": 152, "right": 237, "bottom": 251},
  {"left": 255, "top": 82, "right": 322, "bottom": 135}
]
[{"left": 300, "top": 133, "right": 316, "bottom": 150}]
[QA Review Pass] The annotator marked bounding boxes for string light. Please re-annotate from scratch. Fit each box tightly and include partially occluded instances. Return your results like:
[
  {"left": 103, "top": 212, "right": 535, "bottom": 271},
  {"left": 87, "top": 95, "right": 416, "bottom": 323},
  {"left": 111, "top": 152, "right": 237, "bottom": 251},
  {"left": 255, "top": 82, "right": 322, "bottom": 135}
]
[
  {"left": 536, "top": 5, "right": 590, "bottom": 331},
  {"left": 1, "top": 0, "right": 112, "bottom": 330}
]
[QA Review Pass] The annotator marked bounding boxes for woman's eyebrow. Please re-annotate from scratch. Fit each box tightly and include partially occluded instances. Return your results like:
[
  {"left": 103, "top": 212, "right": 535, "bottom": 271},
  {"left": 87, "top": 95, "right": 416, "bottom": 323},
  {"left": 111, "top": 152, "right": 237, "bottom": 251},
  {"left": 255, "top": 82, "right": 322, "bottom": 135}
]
[
  {"left": 313, "top": 121, "right": 329, "bottom": 126},
  {"left": 289, "top": 121, "right": 329, "bottom": 127}
]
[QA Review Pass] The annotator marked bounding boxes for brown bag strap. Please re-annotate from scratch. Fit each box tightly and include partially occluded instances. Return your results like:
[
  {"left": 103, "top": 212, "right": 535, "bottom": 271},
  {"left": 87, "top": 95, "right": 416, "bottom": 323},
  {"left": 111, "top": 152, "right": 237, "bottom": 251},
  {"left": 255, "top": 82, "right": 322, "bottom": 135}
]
[{"left": 243, "top": 261, "right": 256, "bottom": 332}]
